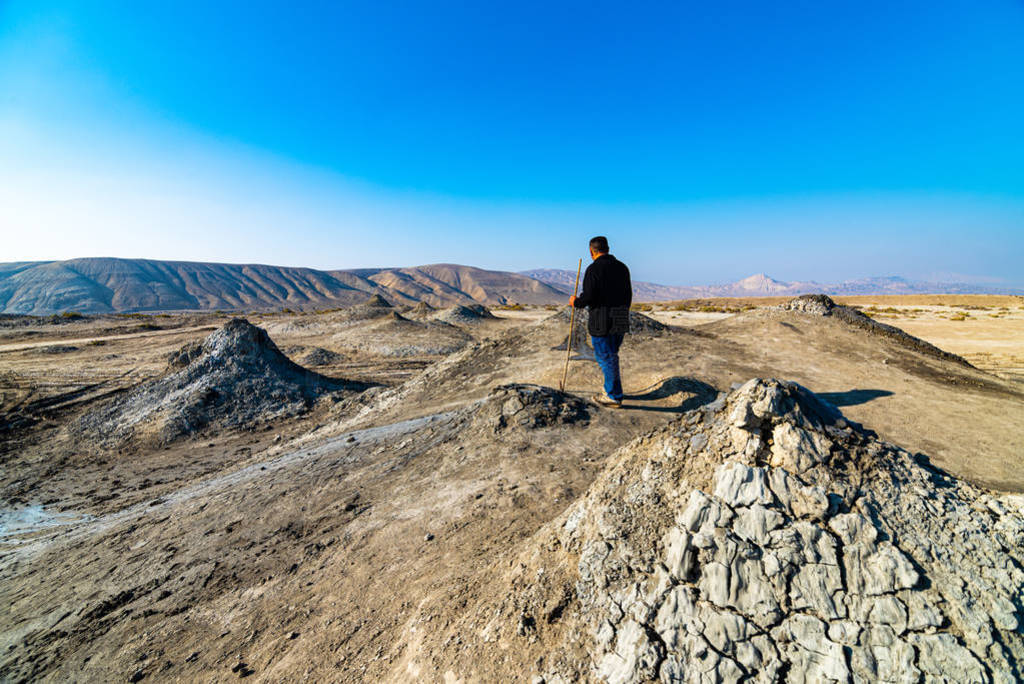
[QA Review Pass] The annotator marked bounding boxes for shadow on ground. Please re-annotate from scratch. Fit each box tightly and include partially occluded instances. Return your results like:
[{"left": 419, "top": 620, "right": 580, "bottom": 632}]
[
  {"left": 622, "top": 376, "right": 719, "bottom": 414},
  {"left": 819, "top": 389, "right": 894, "bottom": 407}
]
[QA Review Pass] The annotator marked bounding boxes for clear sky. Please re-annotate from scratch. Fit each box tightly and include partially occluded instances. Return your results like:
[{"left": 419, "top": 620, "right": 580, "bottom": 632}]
[{"left": 1, "top": 1, "right": 1022, "bottom": 286}]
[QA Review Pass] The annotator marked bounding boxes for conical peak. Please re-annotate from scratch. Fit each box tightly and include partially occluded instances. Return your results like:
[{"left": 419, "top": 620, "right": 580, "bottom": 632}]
[{"left": 199, "top": 317, "right": 281, "bottom": 363}]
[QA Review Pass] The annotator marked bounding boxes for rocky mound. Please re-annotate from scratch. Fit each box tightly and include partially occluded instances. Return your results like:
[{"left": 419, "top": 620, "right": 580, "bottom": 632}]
[
  {"left": 421, "top": 379, "right": 1024, "bottom": 682},
  {"left": 72, "top": 319, "right": 367, "bottom": 447},
  {"left": 628, "top": 310, "right": 669, "bottom": 336},
  {"left": 549, "top": 309, "right": 596, "bottom": 361},
  {"left": 434, "top": 304, "right": 497, "bottom": 325},
  {"left": 472, "top": 384, "right": 591, "bottom": 432},
  {"left": 777, "top": 294, "right": 972, "bottom": 367}
]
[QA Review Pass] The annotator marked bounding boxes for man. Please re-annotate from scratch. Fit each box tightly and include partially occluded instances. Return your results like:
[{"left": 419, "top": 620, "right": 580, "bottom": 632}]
[{"left": 569, "top": 236, "right": 632, "bottom": 407}]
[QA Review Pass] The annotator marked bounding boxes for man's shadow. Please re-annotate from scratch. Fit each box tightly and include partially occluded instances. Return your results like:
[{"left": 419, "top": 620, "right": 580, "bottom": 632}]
[{"left": 621, "top": 376, "right": 718, "bottom": 414}]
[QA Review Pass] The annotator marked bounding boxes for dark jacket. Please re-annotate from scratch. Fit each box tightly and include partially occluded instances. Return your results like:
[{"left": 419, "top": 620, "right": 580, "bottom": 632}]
[{"left": 572, "top": 254, "right": 632, "bottom": 336}]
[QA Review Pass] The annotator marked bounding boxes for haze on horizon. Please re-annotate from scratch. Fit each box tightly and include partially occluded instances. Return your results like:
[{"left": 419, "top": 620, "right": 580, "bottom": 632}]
[{"left": 2, "top": 1, "right": 1023, "bottom": 288}]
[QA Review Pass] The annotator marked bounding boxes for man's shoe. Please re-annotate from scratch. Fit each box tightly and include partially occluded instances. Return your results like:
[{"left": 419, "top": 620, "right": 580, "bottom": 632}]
[{"left": 596, "top": 393, "right": 623, "bottom": 408}]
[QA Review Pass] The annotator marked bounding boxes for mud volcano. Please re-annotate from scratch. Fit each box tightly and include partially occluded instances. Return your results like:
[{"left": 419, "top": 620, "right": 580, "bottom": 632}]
[
  {"left": 434, "top": 304, "right": 497, "bottom": 325},
  {"left": 419, "top": 379, "right": 1024, "bottom": 682},
  {"left": 298, "top": 346, "right": 345, "bottom": 367},
  {"left": 339, "top": 293, "right": 396, "bottom": 323},
  {"left": 403, "top": 301, "right": 436, "bottom": 319},
  {"left": 72, "top": 318, "right": 368, "bottom": 447},
  {"left": 550, "top": 308, "right": 668, "bottom": 361}
]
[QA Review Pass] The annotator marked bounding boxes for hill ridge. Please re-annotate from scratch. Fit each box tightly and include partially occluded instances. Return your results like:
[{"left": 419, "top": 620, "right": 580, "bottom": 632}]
[{"left": 0, "top": 258, "right": 566, "bottom": 314}]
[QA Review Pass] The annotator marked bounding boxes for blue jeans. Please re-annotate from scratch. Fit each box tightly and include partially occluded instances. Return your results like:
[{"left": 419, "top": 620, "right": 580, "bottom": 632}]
[{"left": 592, "top": 333, "right": 624, "bottom": 401}]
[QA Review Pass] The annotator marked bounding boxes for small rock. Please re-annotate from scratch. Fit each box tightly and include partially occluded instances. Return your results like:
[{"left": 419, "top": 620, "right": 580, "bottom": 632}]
[
  {"left": 424, "top": 533, "right": 435, "bottom": 542},
  {"left": 231, "top": 661, "right": 255, "bottom": 677}
]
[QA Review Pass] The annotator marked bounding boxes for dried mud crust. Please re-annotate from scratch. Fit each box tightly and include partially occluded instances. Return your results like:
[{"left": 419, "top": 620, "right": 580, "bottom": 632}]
[
  {"left": 411, "top": 379, "right": 1024, "bottom": 683},
  {"left": 777, "top": 294, "right": 974, "bottom": 368},
  {"left": 68, "top": 318, "right": 370, "bottom": 449}
]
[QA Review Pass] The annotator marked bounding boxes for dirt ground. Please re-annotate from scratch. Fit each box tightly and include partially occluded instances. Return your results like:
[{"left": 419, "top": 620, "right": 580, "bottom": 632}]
[{"left": 1, "top": 296, "right": 1022, "bottom": 681}]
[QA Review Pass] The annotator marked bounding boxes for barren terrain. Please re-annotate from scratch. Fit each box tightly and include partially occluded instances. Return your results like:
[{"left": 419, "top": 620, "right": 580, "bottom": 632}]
[{"left": 1, "top": 295, "right": 1022, "bottom": 681}]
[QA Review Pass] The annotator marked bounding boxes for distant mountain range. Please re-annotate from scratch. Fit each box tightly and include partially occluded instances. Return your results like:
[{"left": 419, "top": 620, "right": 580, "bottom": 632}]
[
  {"left": 0, "top": 259, "right": 565, "bottom": 314},
  {"left": 521, "top": 269, "right": 1024, "bottom": 300},
  {"left": 1, "top": 258, "right": 1019, "bottom": 315}
]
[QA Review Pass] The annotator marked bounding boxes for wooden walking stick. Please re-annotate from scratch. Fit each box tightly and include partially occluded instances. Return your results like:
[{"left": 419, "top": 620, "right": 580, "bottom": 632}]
[{"left": 559, "top": 258, "right": 583, "bottom": 392}]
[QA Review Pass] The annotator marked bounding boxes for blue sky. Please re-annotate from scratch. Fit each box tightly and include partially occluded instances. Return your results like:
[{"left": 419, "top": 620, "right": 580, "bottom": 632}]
[{"left": 1, "top": 1, "right": 1022, "bottom": 286}]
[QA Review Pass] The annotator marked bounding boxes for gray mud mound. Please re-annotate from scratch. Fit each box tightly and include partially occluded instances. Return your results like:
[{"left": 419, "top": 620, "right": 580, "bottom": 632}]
[
  {"left": 550, "top": 309, "right": 596, "bottom": 361},
  {"left": 471, "top": 384, "right": 591, "bottom": 431},
  {"left": 72, "top": 319, "right": 367, "bottom": 447},
  {"left": 628, "top": 310, "right": 669, "bottom": 337},
  {"left": 434, "top": 304, "right": 497, "bottom": 325},
  {"left": 778, "top": 294, "right": 973, "bottom": 367},
  {"left": 299, "top": 346, "right": 345, "bottom": 367},
  {"left": 545, "top": 308, "right": 668, "bottom": 337},
  {"left": 331, "top": 313, "right": 473, "bottom": 357},
  {"left": 427, "top": 379, "right": 1024, "bottom": 682}
]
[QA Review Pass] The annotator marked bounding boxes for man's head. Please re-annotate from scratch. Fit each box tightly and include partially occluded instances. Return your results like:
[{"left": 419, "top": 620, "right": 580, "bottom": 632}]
[{"left": 589, "top": 236, "right": 609, "bottom": 259}]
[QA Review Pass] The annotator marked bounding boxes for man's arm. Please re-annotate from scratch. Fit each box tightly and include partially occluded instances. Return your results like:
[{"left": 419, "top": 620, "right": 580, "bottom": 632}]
[
  {"left": 571, "top": 265, "right": 596, "bottom": 308},
  {"left": 624, "top": 265, "right": 632, "bottom": 308}
]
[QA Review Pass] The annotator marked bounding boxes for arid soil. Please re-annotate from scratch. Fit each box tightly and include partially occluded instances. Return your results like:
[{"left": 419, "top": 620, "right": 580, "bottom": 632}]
[{"left": 1, "top": 295, "right": 1022, "bottom": 681}]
